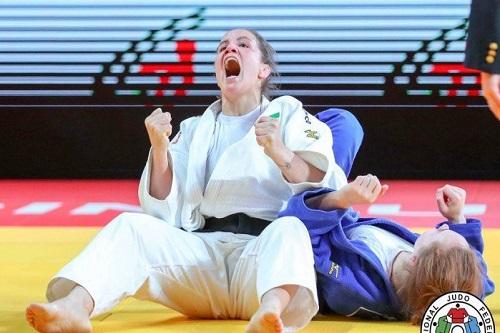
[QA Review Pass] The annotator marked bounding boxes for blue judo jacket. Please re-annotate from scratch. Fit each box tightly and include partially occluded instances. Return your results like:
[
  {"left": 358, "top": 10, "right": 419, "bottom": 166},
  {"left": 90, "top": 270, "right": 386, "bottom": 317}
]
[{"left": 279, "top": 188, "right": 495, "bottom": 320}]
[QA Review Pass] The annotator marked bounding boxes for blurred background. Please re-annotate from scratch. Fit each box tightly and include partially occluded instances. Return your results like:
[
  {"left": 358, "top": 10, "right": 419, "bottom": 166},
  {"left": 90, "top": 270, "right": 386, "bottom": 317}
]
[{"left": 1, "top": 0, "right": 499, "bottom": 180}]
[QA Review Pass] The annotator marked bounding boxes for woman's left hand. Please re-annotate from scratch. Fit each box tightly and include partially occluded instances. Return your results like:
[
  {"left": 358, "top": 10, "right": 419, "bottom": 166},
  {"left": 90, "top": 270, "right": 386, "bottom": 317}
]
[
  {"left": 255, "top": 116, "right": 285, "bottom": 156},
  {"left": 436, "top": 185, "right": 467, "bottom": 223}
]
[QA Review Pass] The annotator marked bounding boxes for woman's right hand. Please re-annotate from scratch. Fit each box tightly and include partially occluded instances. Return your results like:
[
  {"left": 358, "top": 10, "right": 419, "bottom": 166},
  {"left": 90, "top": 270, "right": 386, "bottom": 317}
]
[
  {"left": 334, "top": 174, "right": 389, "bottom": 209},
  {"left": 305, "top": 174, "right": 388, "bottom": 210},
  {"left": 144, "top": 108, "right": 172, "bottom": 152}
]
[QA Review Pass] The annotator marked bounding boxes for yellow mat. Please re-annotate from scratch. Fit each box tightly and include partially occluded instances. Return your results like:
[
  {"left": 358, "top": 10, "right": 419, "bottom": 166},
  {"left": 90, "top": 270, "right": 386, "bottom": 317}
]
[{"left": 1, "top": 227, "right": 499, "bottom": 333}]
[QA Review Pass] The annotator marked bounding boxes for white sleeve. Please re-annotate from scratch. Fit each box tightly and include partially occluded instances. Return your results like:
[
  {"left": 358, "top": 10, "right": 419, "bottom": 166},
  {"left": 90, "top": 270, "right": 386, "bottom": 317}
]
[
  {"left": 279, "top": 96, "right": 347, "bottom": 193},
  {"left": 138, "top": 121, "right": 191, "bottom": 227}
]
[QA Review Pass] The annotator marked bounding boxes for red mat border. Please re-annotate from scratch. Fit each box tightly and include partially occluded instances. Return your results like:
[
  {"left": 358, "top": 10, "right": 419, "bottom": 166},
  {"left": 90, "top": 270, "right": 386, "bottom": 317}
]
[{"left": 0, "top": 180, "right": 498, "bottom": 228}]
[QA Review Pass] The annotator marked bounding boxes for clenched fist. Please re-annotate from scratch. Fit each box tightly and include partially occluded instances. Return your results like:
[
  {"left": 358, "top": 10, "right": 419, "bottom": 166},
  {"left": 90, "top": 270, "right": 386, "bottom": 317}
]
[
  {"left": 255, "top": 116, "right": 284, "bottom": 157},
  {"left": 436, "top": 184, "right": 466, "bottom": 223},
  {"left": 144, "top": 108, "right": 172, "bottom": 152},
  {"left": 335, "top": 174, "right": 389, "bottom": 208},
  {"left": 305, "top": 174, "right": 389, "bottom": 211}
]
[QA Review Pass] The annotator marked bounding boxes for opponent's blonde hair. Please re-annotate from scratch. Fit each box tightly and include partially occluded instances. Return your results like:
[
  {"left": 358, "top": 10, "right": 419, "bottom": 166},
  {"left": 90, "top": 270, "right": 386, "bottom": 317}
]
[{"left": 396, "top": 243, "right": 483, "bottom": 324}]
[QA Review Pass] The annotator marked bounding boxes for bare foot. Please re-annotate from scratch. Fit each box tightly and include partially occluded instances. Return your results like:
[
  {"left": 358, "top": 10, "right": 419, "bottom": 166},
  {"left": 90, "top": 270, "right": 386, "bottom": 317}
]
[
  {"left": 245, "top": 308, "right": 284, "bottom": 333},
  {"left": 26, "top": 302, "right": 92, "bottom": 333}
]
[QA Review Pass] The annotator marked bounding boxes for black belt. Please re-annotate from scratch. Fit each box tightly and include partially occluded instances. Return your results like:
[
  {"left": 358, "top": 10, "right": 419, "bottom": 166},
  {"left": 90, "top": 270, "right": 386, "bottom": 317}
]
[{"left": 200, "top": 213, "right": 272, "bottom": 236}]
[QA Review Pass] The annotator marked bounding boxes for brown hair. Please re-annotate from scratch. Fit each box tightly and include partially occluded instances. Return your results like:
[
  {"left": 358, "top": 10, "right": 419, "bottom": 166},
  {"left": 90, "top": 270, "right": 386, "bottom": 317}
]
[
  {"left": 396, "top": 244, "right": 483, "bottom": 325},
  {"left": 246, "top": 29, "right": 279, "bottom": 99}
]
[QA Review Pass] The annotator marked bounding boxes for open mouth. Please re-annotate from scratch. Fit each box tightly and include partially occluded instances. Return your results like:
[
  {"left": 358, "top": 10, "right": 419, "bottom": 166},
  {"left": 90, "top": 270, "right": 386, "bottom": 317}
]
[{"left": 224, "top": 57, "right": 241, "bottom": 78}]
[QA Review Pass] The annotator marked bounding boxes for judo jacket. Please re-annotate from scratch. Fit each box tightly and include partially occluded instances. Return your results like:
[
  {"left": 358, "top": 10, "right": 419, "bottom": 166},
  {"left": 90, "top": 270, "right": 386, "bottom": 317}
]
[
  {"left": 279, "top": 187, "right": 495, "bottom": 320},
  {"left": 138, "top": 96, "right": 347, "bottom": 231}
]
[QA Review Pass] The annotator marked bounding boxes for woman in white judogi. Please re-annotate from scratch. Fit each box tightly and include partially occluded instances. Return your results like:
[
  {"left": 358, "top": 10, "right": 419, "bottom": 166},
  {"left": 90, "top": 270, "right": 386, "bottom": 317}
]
[{"left": 26, "top": 29, "right": 347, "bottom": 333}]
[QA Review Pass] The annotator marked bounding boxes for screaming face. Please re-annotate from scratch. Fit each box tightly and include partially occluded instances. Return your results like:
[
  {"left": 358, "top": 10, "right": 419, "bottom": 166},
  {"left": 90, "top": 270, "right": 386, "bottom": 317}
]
[{"left": 215, "top": 29, "right": 270, "bottom": 99}]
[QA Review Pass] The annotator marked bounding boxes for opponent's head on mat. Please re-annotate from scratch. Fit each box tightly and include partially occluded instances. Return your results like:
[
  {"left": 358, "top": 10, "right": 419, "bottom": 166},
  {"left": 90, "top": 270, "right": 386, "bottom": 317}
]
[{"left": 396, "top": 227, "right": 482, "bottom": 324}]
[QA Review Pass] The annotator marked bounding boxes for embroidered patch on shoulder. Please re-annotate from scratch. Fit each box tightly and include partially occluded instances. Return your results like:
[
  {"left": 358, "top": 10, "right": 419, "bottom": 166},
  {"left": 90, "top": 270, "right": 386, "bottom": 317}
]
[{"left": 304, "top": 129, "right": 320, "bottom": 140}]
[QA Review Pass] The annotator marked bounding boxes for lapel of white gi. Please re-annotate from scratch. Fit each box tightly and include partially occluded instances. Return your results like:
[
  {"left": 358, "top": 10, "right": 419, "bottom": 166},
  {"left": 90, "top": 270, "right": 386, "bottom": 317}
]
[{"left": 181, "top": 100, "right": 219, "bottom": 230}]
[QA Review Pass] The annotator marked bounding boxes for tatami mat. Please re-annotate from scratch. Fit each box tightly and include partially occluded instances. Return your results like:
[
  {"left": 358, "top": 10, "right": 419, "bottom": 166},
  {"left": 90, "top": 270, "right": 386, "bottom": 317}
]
[
  {"left": 1, "top": 180, "right": 498, "bottom": 332},
  {"left": 1, "top": 227, "right": 499, "bottom": 333}
]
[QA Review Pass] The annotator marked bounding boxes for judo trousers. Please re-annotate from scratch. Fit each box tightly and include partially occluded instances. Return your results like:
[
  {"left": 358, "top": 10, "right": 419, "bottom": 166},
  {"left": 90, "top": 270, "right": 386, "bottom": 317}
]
[{"left": 46, "top": 212, "right": 318, "bottom": 331}]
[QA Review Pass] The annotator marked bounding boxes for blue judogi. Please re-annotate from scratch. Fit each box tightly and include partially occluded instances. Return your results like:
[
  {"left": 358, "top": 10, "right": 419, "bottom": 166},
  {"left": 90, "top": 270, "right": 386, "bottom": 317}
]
[
  {"left": 279, "top": 188, "right": 495, "bottom": 319},
  {"left": 309, "top": 108, "right": 494, "bottom": 318}
]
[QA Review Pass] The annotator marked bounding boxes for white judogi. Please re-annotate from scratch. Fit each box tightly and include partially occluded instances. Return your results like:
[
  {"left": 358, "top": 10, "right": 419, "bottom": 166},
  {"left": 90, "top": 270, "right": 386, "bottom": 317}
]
[
  {"left": 139, "top": 95, "right": 347, "bottom": 230},
  {"left": 47, "top": 96, "right": 348, "bottom": 332},
  {"left": 345, "top": 225, "right": 414, "bottom": 274}
]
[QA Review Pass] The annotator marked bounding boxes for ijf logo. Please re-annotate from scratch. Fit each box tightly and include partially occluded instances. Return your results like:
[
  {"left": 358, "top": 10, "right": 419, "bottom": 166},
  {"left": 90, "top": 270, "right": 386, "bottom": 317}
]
[{"left": 421, "top": 291, "right": 495, "bottom": 333}]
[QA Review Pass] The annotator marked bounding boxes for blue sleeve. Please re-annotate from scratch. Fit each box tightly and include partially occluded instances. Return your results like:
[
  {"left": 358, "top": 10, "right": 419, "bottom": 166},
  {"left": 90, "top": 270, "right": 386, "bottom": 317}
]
[
  {"left": 316, "top": 108, "right": 364, "bottom": 177},
  {"left": 436, "top": 219, "right": 484, "bottom": 252},
  {"left": 436, "top": 219, "right": 495, "bottom": 297},
  {"left": 279, "top": 187, "right": 360, "bottom": 237}
]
